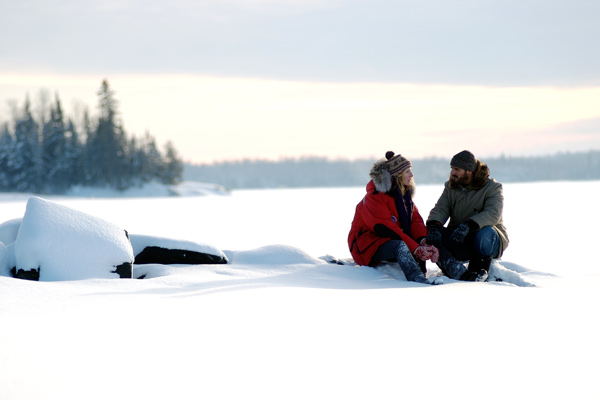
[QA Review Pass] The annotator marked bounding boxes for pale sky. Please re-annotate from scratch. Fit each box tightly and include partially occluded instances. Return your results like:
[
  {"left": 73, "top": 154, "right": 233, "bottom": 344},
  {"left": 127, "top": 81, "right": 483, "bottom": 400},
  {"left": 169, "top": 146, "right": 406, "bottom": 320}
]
[{"left": 1, "top": 0, "right": 599, "bottom": 164}]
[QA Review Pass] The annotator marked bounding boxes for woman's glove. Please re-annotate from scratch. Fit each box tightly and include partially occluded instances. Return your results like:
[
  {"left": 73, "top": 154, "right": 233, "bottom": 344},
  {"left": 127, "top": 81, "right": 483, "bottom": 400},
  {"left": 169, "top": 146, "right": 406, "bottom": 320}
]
[{"left": 414, "top": 239, "right": 440, "bottom": 263}]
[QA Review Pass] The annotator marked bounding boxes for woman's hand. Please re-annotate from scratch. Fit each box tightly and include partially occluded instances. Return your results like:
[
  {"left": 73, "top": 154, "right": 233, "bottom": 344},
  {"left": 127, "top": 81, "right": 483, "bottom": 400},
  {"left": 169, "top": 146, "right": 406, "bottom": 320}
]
[{"left": 414, "top": 239, "right": 439, "bottom": 263}]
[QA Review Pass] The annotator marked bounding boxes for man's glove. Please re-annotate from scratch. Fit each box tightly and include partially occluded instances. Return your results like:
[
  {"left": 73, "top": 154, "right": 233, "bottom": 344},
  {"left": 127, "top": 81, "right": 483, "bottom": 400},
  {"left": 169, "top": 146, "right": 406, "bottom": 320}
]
[
  {"left": 429, "top": 245, "right": 439, "bottom": 263},
  {"left": 426, "top": 221, "right": 443, "bottom": 247},
  {"left": 450, "top": 220, "right": 477, "bottom": 245}
]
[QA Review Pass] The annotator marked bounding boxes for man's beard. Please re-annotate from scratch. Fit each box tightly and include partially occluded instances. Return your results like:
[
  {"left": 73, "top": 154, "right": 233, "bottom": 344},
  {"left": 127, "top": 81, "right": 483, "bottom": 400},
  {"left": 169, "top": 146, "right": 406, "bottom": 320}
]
[{"left": 449, "top": 173, "right": 470, "bottom": 188}]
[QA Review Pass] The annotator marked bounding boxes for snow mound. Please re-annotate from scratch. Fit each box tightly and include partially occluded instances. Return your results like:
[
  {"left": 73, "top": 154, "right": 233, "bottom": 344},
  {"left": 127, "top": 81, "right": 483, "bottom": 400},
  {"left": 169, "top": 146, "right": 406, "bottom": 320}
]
[
  {"left": 14, "top": 197, "right": 134, "bottom": 281},
  {"left": 488, "top": 260, "right": 537, "bottom": 287},
  {"left": 227, "top": 244, "right": 321, "bottom": 266},
  {"left": 65, "top": 181, "right": 230, "bottom": 198},
  {"left": 169, "top": 181, "right": 230, "bottom": 196},
  {"left": 0, "top": 241, "right": 8, "bottom": 276},
  {"left": 0, "top": 218, "right": 21, "bottom": 245}
]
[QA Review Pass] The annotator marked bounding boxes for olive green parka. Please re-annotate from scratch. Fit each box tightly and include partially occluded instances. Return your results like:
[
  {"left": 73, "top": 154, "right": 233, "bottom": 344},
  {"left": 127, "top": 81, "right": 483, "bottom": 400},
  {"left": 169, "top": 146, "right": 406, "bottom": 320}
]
[{"left": 427, "top": 162, "right": 509, "bottom": 256}]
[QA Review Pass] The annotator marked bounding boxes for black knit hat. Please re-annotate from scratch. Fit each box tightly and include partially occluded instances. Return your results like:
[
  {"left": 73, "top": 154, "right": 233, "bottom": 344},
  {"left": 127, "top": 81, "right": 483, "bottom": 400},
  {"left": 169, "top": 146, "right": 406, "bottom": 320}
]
[{"left": 450, "top": 150, "right": 477, "bottom": 172}]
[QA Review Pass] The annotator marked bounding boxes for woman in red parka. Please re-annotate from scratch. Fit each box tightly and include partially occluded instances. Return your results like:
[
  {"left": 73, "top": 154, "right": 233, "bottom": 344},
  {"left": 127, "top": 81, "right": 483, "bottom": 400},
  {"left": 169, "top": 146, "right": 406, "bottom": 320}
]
[{"left": 348, "top": 151, "right": 440, "bottom": 284}]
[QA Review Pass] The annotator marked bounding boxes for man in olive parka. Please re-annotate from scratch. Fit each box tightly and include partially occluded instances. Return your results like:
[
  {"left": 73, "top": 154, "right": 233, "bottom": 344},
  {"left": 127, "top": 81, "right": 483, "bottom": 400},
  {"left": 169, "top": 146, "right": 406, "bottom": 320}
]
[{"left": 426, "top": 150, "right": 509, "bottom": 281}]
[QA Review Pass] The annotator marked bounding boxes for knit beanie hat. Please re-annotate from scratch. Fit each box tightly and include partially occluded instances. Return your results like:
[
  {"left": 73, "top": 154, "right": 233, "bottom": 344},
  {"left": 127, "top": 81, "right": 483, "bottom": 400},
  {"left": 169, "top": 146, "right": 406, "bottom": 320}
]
[
  {"left": 385, "top": 151, "right": 412, "bottom": 178},
  {"left": 450, "top": 150, "right": 477, "bottom": 172},
  {"left": 369, "top": 151, "right": 412, "bottom": 193}
]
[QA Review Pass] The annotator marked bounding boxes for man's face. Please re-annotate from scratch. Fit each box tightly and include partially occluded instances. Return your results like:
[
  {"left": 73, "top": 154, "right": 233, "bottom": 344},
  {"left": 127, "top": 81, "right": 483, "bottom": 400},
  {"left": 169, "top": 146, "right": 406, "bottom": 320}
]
[{"left": 450, "top": 166, "right": 471, "bottom": 185}]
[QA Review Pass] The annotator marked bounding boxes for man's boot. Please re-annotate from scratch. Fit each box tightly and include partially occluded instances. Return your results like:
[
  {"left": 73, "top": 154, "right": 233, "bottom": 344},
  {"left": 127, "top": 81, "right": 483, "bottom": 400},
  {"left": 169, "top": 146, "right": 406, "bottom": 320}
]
[
  {"left": 467, "top": 255, "right": 492, "bottom": 282},
  {"left": 468, "top": 255, "right": 492, "bottom": 272}
]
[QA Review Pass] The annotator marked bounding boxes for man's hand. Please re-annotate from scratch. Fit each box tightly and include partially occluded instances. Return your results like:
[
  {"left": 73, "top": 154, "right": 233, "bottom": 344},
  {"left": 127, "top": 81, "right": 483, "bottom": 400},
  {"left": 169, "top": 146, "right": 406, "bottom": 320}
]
[
  {"left": 426, "top": 221, "right": 443, "bottom": 247},
  {"left": 450, "top": 220, "right": 477, "bottom": 245}
]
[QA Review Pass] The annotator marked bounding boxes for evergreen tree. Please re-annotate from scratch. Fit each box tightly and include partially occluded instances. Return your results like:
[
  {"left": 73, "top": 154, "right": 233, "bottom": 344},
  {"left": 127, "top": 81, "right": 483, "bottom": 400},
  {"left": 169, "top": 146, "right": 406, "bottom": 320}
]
[
  {"left": 92, "top": 80, "right": 130, "bottom": 189},
  {"left": 0, "top": 123, "right": 14, "bottom": 190},
  {"left": 141, "top": 131, "right": 162, "bottom": 183},
  {"left": 64, "top": 118, "right": 84, "bottom": 187},
  {"left": 41, "top": 95, "right": 69, "bottom": 193},
  {"left": 81, "top": 109, "right": 98, "bottom": 186},
  {"left": 161, "top": 141, "right": 183, "bottom": 185},
  {"left": 0, "top": 80, "right": 184, "bottom": 193},
  {"left": 12, "top": 97, "right": 41, "bottom": 192}
]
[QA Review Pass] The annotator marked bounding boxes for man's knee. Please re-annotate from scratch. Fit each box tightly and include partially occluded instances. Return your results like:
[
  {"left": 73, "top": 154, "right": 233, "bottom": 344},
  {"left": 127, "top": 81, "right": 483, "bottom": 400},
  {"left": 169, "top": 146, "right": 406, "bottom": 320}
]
[{"left": 474, "top": 226, "right": 500, "bottom": 258}]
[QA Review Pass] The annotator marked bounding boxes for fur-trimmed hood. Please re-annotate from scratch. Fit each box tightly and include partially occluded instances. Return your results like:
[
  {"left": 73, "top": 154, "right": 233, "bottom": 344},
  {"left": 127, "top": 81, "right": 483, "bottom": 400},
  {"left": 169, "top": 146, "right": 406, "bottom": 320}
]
[
  {"left": 370, "top": 158, "right": 394, "bottom": 193},
  {"left": 369, "top": 158, "right": 415, "bottom": 196}
]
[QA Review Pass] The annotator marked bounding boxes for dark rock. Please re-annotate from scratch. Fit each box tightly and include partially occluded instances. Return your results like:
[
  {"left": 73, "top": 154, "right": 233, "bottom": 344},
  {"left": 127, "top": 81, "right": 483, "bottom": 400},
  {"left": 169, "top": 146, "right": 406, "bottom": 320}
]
[
  {"left": 112, "top": 262, "right": 133, "bottom": 278},
  {"left": 11, "top": 266, "right": 40, "bottom": 281},
  {"left": 134, "top": 246, "right": 228, "bottom": 265}
]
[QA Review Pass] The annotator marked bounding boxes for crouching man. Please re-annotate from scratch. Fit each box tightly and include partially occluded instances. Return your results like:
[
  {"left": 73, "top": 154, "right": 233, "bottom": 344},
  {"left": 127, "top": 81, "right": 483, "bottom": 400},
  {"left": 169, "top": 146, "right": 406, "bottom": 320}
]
[{"left": 426, "top": 150, "right": 509, "bottom": 281}]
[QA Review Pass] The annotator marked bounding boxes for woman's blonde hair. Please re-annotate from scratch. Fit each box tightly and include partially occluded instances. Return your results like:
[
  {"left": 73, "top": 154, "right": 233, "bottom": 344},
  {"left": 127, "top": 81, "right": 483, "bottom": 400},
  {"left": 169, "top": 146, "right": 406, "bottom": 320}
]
[{"left": 395, "top": 169, "right": 415, "bottom": 197}]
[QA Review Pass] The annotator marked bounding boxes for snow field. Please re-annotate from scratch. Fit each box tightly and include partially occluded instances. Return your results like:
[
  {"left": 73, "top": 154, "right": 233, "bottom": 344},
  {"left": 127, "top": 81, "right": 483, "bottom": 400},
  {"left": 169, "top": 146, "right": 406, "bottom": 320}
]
[{"left": 1, "top": 180, "right": 599, "bottom": 399}]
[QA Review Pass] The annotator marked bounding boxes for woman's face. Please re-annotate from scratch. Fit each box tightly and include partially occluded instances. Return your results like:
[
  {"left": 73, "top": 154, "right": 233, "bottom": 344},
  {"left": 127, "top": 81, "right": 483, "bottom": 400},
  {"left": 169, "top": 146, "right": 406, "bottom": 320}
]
[{"left": 401, "top": 168, "right": 414, "bottom": 186}]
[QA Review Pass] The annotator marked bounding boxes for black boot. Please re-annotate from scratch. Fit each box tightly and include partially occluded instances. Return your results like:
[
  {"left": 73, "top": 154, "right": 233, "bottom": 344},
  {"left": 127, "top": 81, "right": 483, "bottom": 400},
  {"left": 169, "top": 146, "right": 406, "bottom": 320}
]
[
  {"left": 459, "top": 269, "right": 488, "bottom": 282},
  {"left": 459, "top": 270, "right": 476, "bottom": 281},
  {"left": 468, "top": 255, "right": 492, "bottom": 272}
]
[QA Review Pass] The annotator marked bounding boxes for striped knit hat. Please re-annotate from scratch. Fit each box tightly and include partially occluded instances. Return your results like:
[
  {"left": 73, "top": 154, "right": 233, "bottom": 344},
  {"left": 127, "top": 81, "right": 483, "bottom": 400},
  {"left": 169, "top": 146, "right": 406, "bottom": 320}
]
[{"left": 385, "top": 151, "right": 411, "bottom": 178}]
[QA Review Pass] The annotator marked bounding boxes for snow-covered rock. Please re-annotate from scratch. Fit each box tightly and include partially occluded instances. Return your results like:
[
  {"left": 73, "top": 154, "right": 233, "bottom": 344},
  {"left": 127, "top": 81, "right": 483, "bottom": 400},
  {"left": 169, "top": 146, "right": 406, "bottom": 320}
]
[
  {"left": 0, "top": 218, "right": 21, "bottom": 245},
  {"left": 13, "top": 197, "right": 134, "bottom": 281},
  {"left": 130, "top": 234, "right": 228, "bottom": 265},
  {"left": 0, "top": 241, "right": 8, "bottom": 277}
]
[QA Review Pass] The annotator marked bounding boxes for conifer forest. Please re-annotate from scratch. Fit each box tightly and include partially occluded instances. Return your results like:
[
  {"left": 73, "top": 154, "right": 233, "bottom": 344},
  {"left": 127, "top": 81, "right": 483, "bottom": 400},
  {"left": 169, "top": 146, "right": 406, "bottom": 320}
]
[{"left": 0, "top": 80, "right": 183, "bottom": 194}]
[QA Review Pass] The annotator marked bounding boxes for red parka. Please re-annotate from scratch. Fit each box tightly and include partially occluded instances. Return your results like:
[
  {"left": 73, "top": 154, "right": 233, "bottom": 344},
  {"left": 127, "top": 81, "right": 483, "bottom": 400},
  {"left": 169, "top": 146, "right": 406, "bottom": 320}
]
[{"left": 348, "top": 180, "right": 428, "bottom": 266}]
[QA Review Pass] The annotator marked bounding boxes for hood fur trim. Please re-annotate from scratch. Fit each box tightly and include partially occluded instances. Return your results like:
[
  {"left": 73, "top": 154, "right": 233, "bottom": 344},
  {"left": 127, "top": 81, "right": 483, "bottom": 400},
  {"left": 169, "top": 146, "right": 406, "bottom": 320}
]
[{"left": 370, "top": 159, "right": 393, "bottom": 193}]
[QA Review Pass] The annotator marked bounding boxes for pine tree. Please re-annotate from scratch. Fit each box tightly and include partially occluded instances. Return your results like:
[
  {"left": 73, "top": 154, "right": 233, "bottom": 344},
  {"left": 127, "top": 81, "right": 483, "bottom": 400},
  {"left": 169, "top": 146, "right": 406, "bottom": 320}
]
[
  {"left": 161, "top": 141, "right": 183, "bottom": 185},
  {"left": 142, "top": 131, "right": 162, "bottom": 183},
  {"left": 81, "top": 109, "right": 98, "bottom": 186},
  {"left": 64, "top": 118, "right": 84, "bottom": 188},
  {"left": 41, "top": 95, "right": 69, "bottom": 193},
  {"left": 0, "top": 123, "right": 14, "bottom": 190},
  {"left": 1, "top": 80, "right": 184, "bottom": 193},
  {"left": 12, "top": 97, "right": 41, "bottom": 192},
  {"left": 93, "top": 79, "right": 130, "bottom": 189}
]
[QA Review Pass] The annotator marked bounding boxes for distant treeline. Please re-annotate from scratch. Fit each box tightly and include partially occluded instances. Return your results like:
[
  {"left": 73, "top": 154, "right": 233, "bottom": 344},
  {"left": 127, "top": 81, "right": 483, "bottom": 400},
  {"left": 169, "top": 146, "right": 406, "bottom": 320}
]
[
  {"left": 0, "top": 80, "right": 183, "bottom": 194},
  {"left": 184, "top": 150, "right": 600, "bottom": 189}
]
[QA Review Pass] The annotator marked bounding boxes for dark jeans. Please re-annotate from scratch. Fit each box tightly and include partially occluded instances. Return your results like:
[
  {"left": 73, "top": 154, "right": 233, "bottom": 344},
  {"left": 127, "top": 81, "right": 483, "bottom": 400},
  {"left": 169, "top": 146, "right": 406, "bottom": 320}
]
[
  {"left": 441, "top": 225, "right": 500, "bottom": 261},
  {"left": 434, "top": 225, "right": 501, "bottom": 277}
]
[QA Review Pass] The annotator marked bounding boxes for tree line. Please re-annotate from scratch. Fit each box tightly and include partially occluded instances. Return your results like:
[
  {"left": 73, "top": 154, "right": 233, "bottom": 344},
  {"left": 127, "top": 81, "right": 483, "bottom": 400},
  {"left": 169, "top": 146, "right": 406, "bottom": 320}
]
[
  {"left": 183, "top": 150, "right": 600, "bottom": 189},
  {"left": 0, "top": 80, "right": 183, "bottom": 194}
]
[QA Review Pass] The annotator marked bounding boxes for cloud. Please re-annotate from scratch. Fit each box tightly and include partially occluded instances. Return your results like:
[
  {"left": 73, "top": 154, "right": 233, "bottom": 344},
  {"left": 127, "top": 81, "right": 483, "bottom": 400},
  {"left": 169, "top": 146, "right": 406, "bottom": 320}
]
[{"left": 1, "top": 0, "right": 599, "bottom": 86}]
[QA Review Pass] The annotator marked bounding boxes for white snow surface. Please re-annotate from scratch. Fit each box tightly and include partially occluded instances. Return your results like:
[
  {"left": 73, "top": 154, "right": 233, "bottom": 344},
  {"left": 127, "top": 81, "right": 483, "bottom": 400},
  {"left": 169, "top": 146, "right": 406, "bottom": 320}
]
[{"left": 1, "top": 181, "right": 599, "bottom": 400}]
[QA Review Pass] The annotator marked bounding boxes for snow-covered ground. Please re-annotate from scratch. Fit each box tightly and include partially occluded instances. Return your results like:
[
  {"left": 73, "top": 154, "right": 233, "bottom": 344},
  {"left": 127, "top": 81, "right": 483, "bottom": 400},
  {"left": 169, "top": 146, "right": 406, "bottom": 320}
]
[{"left": 1, "top": 180, "right": 599, "bottom": 400}]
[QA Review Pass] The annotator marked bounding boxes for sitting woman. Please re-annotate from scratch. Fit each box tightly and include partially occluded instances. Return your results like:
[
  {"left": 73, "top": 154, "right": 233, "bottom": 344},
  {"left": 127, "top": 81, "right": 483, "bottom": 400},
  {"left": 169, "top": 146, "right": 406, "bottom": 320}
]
[{"left": 348, "top": 151, "right": 440, "bottom": 284}]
